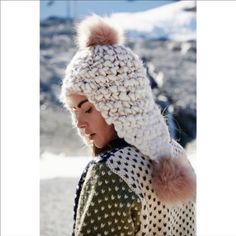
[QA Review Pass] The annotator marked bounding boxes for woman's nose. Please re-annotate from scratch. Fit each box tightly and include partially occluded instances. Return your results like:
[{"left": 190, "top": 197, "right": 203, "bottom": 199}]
[{"left": 76, "top": 116, "right": 87, "bottom": 129}]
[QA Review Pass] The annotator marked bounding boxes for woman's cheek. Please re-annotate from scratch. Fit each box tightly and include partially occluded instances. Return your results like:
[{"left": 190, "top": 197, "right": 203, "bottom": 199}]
[{"left": 87, "top": 111, "right": 96, "bottom": 123}]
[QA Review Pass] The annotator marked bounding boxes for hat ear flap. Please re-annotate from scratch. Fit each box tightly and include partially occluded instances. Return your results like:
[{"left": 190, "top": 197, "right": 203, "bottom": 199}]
[{"left": 152, "top": 156, "right": 196, "bottom": 205}]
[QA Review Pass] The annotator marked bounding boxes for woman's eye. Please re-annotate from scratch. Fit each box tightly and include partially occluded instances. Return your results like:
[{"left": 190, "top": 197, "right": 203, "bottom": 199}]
[{"left": 85, "top": 107, "right": 92, "bottom": 113}]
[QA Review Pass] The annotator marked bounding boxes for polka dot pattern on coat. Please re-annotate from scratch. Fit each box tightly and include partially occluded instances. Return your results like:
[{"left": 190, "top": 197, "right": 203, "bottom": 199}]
[
  {"left": 74, "top": 162, "right": 142, "bottom": 236},
  {"left": 73, "top": 145, "right": 196, "bottom": 236},
  {"left": 106, "top": 146, "right": 196, "bottom": 236}
]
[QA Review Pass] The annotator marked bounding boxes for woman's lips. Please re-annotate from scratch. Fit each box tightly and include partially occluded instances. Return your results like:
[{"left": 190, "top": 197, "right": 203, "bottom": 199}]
[{"left": 89, "top": 133, "right": 96, "bottom": 139}]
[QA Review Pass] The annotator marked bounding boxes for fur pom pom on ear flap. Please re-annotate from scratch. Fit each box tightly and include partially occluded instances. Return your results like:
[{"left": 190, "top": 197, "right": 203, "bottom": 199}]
[
  {"left": 152, "top": 156, "right": 196, "bottom": 205},
  {"left": 75, "top": 14, "right": 124, "bottom": 49}
]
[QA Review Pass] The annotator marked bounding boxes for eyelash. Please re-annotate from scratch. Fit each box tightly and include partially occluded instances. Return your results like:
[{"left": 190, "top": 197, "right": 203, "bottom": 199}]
[{"left": 85, "top": 107, "right": 92, "bottom": 113}]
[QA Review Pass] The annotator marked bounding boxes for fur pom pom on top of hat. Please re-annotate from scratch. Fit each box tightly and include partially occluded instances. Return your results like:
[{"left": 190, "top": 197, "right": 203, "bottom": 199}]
[{"left": 75, "top": 14, "right": 124, "bottom": 49}]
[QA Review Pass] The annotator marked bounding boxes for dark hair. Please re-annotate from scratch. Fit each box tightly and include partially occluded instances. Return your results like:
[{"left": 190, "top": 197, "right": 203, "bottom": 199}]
[
  {"left": 91, "top": 137, "right": 130, "bottom": 156},
  {"left": 92, "top": 145, "right": 110, "bottom": 156}
]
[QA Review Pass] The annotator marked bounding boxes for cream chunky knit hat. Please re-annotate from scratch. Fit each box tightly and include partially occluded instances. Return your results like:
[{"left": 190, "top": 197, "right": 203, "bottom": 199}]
[
  {"left": 61, "top": 14, "right": 173, "bottom": 160},
  {"left": 61, "top": 14, "right": 196, "bottom": 204}
]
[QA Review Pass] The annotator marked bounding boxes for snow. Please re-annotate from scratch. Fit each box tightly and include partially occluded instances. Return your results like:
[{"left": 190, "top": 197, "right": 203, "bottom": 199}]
[
  {"left": 107, "top": 1, "right": 196, "bottom": 41},
  {"left": 40, "top": 148, "right": 196, "bottom": 179},
  {"left": 40, "top": 152, "right": 91, "bottom": 179}
]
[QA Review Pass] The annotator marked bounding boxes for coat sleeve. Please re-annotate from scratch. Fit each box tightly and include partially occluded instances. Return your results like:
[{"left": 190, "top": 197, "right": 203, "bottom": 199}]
[{"left": 74, "top": 162, "right": 142, "bottom": 236}]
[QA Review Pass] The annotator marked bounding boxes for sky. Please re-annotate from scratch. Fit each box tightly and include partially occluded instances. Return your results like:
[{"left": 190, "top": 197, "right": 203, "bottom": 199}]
[{"left": 40, "top": 0, "right": 175, "bottom": 20}]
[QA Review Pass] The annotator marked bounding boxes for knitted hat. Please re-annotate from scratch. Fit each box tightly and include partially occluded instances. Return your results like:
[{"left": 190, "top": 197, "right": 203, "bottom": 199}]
[
  {"left": 61, "top": 14, "right": 173, "bottom": 160},
  {"left": 60, "top": 15, "right": 196, "bottom": 204}
]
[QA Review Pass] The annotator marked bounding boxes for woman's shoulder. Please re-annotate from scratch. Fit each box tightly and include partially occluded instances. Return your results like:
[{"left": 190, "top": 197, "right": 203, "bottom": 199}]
[
  {"left": 95, "top": 145, "right": 151, "bottom": 172},
  {"left": 104, "top": 145, "right": 152, "bottom": 171},
  {"left": 87, "top": 145, "right": 151, "bottom": 190},
  {"left": 85, "top": 146, "right": 143, "bottom": 178},
  {"left": 81, "top": 149, "right": 142, "bottom": 205},
  {"left": 94, "top": 146, "right": 153, "bottom": 197}
]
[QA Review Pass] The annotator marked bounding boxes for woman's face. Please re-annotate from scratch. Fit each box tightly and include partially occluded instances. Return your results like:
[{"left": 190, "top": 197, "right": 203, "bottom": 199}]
[{"left": 67, "top": 94, "right": 116, "bottom": 148}]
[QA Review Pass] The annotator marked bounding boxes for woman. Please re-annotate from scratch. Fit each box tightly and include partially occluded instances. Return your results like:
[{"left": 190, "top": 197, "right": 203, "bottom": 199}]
[{"left": 60, "top": 14, "right": 196, "bottom": 236}]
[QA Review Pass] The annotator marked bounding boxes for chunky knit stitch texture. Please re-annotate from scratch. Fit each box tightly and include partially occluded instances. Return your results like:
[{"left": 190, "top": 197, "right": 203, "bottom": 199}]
[{"left": 61, "top": 21, "right": 172, "bottom": 160}]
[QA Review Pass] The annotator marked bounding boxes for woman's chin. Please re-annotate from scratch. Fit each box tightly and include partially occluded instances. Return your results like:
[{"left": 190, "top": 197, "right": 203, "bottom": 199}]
[
  {"left": 93, "top": 140, "right": 107, "bottom": 149},
  {"left": 93, "top": 142, "right": 103, "bottom": 149}
]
